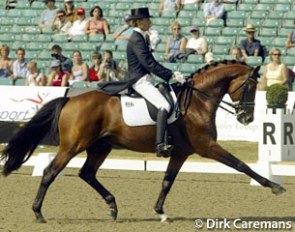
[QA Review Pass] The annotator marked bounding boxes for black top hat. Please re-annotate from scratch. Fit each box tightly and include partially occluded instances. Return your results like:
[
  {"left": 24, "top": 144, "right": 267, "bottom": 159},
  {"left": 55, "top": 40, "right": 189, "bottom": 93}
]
[{"left": 130, "top": 7, "right": 153, "bottom": 20}]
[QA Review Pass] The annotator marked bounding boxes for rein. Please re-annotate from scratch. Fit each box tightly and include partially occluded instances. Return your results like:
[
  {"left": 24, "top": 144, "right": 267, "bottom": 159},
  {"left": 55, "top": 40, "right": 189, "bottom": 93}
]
[{"left": 177, "top": 68, "right": 257, "bottom": 116}]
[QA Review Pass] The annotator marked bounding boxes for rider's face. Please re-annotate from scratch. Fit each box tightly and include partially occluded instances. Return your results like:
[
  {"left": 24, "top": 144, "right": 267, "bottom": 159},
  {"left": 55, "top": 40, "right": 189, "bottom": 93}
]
[{"left": 137, "top": 18, "right": 151, "bottom": 31}]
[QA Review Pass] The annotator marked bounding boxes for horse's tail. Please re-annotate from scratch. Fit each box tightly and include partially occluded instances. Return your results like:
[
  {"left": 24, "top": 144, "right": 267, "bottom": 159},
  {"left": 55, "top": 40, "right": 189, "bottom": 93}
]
[{"left": 0, "top": 97, "right": 69, "bottom": 176}]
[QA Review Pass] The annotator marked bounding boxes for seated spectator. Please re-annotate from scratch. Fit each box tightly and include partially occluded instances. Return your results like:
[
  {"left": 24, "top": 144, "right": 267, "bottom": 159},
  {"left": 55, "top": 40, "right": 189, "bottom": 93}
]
[
  {"left": 230, "top": 46, "right": 243, "bottom": 61},
  {"left": 259, "top": 48, "right": 288, "bottom": 90},
  {"left": 205, "top": 52, "right": 215, "bottom": 64},
  {"left": 85, "top": 6, "right": 109, "bottom": 38},
  {"left": 38, "top": 0, "right": 59, "bottom": 33},
  {"left": 47, "top": 60, "right": 70, "bottom": 87},
  {"left": 99, "top": 50, "right": 119, "bottom": 82},
  {"left": 51, "top": 44, "right": 73, "bottom": 73},
  {"left": 51, "top": 9, "right": 72, "bottom": 36},
  {"left": 25, "top": 61, "right": 46, "bottom": 86},
  {"left": 285, "top": 19, "right": 295, "bottom": 50},
  {"left": 184, "top": 25, "right": 208, "bottom": 56},
  {"left": 69, "top": 50, "right": 89, "bottom": 85},
  {"left": 0, "top": 44, "right": 13, "bottom": 78},
  {"left": 159, "top": 0, "right": 181, "bottom": 15},
  {"left": 63, "top": 0, "right": 77, "bottom": 23},
  {"left": 240, "top": 24, "right": 264, "bottom": 61},
  {"left": 204, "top": 0, "right": 225, "bottom": 26},
  {"left": 113, "top": 15, "right": 134, "bottom": 46},
  {"left": 89, "top": 51, "right": 103, "bottom": 82},
  {"left": 68, "top": 7, "right": 87, "bottom": 40},
  {"left": 12, "top": 47, "right": 29, "bottom": 80},
  {"left": 164, "top": 21, "right": 187, "bottom": 63}
]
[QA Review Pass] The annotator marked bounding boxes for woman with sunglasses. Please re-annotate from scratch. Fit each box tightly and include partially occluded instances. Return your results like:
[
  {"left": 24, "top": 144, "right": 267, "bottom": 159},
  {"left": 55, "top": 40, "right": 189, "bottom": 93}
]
[
  {"left": 164, "top": 21, "right": 187, "bottom": 63},
  {"left": 260, "top": 48, "right": 288, "bottom": 89}
]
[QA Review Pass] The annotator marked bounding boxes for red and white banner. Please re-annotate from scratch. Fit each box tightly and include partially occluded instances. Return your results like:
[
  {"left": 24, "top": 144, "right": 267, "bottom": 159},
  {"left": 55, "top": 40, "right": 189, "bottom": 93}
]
[{"left": 0, "top": 86, "right": 67, "bottom": 122}]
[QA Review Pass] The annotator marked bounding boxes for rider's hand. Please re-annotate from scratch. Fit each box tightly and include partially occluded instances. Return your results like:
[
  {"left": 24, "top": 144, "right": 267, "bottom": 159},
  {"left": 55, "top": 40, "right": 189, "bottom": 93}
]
[{"left": 173, "top": 71, "right": 186, "bottom": 84}]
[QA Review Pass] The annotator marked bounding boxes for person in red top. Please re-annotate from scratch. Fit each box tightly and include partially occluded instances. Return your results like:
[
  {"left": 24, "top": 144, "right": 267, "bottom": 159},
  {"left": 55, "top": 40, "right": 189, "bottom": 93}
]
[
  {"left": 47, "top": 60, "right": 70, "bottom": 86},
  {"left": 89, "top": 51, "right": 103, "bottom": 82}
]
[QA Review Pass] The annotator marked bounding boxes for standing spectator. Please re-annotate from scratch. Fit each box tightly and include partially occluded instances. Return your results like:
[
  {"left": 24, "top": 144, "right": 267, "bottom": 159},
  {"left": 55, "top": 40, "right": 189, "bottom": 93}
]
[
  {"left": 259, "top": 48, "right": 288, "bottom": 90},
  {"left": 25, "top": 61, "right": 47, "bottom": 86},
  {"left": 51, "top": 9, "right": 72, "bottom": 36},
  {"left": 240, "top": 24, "right": 264, "bottom": 61},
  {"left": 185, "top": 25, "right": 208, "bottom": 56},
  {"left": 285, "top": 19, "right": 295, "bottom": 50},
  {"left": 113, "top": 14, "right": 134, "bottom": 46},
  {"left": 159, "top": 0, "right": 181, "bottom": 15},
  {"left": 64, "top": 0, "right": 77, "bottom": 23},
  {"left": 99, "top": 50, "right": 119, "bottom": 82},
  {"left": 69, "top": 50, "right": 89, "bottom": 84},
  {"left": 47, "top": 60, "right": 70, "bottom": 87},
  {"left": 85, "top": 6, "right": 109, "bottom": 38},
  {"left": 230, "top": 46, "right": 243, "bottom": 61},
  {"left": 203, "top": 0, "right": 225, "bottom": 26},
  {"left": 164, "top": 21, "right": 187, "bottom": 63},
  {"left": 38, "top": 0, "right": 59, "bottom": 33},
  {"left": 51, "top": 44, "right": 73, "bottom": 73},
  {"left": 68, "top": 7, "right": 88, "bottom": 40},
  {"left": 89, "top": 51, "right": 103, "bottom": 82},
  {"left": 12, "top": 48, "right": 29, "bottom": 80},
  {"left": 0, "top": 44, "right": 13, "bottom": 78}
]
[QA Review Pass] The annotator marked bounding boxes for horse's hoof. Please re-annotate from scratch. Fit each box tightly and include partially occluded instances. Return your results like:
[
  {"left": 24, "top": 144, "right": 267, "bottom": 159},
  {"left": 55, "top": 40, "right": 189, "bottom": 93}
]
[
  {"left": 160, "top": 214, "right": 173, "bottom": 223},
  {"left": 36, "top": 217, "right": 47, "bottom": 223},
  {"left": 272, "top": 183, "right": 286, "bottom": 195},
  {"left": 110, "top": 208, "right": 118, "bottom": 220}
]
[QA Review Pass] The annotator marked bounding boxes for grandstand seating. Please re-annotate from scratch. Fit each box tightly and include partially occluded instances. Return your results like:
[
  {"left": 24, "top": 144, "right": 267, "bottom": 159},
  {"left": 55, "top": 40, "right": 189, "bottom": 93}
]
[{"left": 0, "top": 0, "right": 294, "bottom": 87}]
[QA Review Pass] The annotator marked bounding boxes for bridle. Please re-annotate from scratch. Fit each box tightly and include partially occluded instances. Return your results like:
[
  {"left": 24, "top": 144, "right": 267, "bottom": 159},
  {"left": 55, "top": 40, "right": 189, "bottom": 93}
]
[{"left": 178, "top": 68, "right": 258, "bottom": 116}]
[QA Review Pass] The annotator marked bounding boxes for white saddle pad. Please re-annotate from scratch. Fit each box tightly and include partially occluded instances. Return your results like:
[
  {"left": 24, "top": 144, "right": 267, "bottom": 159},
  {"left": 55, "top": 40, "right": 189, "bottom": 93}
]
[{"left": 121, "top": 91, "right": 178, "bottom": 127}]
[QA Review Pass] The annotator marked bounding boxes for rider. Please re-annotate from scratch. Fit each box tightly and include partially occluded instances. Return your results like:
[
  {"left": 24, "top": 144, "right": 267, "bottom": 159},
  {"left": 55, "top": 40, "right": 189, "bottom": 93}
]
[{"left": 127, "top": 7, "right": 185, "bottom": 157}]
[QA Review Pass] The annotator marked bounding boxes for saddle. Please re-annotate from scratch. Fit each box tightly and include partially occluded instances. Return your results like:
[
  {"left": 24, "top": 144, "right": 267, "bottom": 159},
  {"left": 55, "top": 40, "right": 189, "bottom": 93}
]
[{"left": 120, "top": 83, "right": 179, "bottom": 127}]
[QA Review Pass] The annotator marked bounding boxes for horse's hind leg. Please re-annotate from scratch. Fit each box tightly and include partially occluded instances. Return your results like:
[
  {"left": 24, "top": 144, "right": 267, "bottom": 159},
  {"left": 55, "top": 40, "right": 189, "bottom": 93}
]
[
  {"left": 79, "top": 140, "right": 117, "bottom": 220},
  {"left": 203, "top": 142, "right": 286, "bottom": 195},
  {"left": 32, "top": 150, "right": 75, "bottom": 223}
]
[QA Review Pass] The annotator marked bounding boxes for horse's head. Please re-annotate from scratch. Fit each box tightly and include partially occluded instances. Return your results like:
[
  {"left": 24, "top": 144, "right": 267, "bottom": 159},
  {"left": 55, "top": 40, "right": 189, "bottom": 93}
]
[{"left": 228, "top": 65, "right": 260, "bottom": 125}]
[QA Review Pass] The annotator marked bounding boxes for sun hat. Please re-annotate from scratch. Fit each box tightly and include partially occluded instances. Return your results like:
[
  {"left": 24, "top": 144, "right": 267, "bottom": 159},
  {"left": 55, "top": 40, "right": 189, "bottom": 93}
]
[
  {"left": 243, "top": 24, "right": 256, "bottom": 32},
  {"left": 190, "top": 25, "right": 199, "bottom": 33},
  {"left": 129, "top": 7, "right": 153, "bottom": 20},
  {"left": 51, "top": 60, "right": 61, "bottom": 68}
]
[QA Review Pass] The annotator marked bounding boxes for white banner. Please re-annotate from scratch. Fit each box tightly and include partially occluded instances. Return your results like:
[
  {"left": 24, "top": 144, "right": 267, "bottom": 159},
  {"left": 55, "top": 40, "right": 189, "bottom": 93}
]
[{"left": 0, "top": 86, "right": 67, "bottom": 122}]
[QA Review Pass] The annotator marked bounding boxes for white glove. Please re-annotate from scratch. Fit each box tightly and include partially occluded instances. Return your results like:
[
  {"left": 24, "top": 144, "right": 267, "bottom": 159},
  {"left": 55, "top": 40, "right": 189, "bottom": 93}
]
[{"left": 173, "top": 71, "right": 185, "bottom": 84}]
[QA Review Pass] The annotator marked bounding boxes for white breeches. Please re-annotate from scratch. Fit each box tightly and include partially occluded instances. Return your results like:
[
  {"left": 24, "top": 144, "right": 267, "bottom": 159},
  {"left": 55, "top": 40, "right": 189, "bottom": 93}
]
[{"left": 132, "top": 74, "right": 171, "bottom": 112}]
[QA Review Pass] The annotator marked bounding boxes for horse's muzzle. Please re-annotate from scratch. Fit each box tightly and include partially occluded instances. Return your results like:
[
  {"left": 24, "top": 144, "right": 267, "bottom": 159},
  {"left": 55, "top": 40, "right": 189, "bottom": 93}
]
[{"left": 237, "top": 112, "right": 254, "bottom": 125}]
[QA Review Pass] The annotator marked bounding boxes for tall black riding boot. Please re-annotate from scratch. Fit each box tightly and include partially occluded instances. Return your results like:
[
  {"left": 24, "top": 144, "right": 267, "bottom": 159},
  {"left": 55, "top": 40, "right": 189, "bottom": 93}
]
[{"left": 155, "top": 108, "right": 173, "bottom": 157}]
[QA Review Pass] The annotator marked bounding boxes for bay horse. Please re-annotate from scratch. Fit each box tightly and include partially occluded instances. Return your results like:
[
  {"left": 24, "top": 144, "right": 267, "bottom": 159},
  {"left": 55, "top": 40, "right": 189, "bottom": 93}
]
[{"left": 0, "top": 60, "right": 286, "bottom": 223}]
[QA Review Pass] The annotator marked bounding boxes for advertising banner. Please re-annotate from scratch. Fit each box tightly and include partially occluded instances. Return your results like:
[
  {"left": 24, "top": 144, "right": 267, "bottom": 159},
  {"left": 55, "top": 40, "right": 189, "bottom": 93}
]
[{"left": 0, "top": 86, "right": 67, "bottom": 122}]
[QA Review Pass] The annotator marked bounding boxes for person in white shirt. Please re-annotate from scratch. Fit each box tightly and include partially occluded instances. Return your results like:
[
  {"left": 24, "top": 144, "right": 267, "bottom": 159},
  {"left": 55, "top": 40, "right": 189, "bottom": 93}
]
[
  {"left": 25, "top": 61, "right": 46, "bottom": 86},
  {"left": 12, "top": 48, "right": 29, "bottom": 80},
  {"left": 185, "top": 25, "right": 208, "bottom": 56},
  {"left": 68, "top": 7, "right": 87, "bottom": 40}
]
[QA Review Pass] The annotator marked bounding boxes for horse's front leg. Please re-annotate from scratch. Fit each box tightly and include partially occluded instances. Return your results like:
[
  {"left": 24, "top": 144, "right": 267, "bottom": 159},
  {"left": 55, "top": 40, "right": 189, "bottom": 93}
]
[
  {"left": 154, "top": 154, "right": 188, "bottom": 222},
  {"left": 203, "top": 142, "right": 286, "bottom": 195}
]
